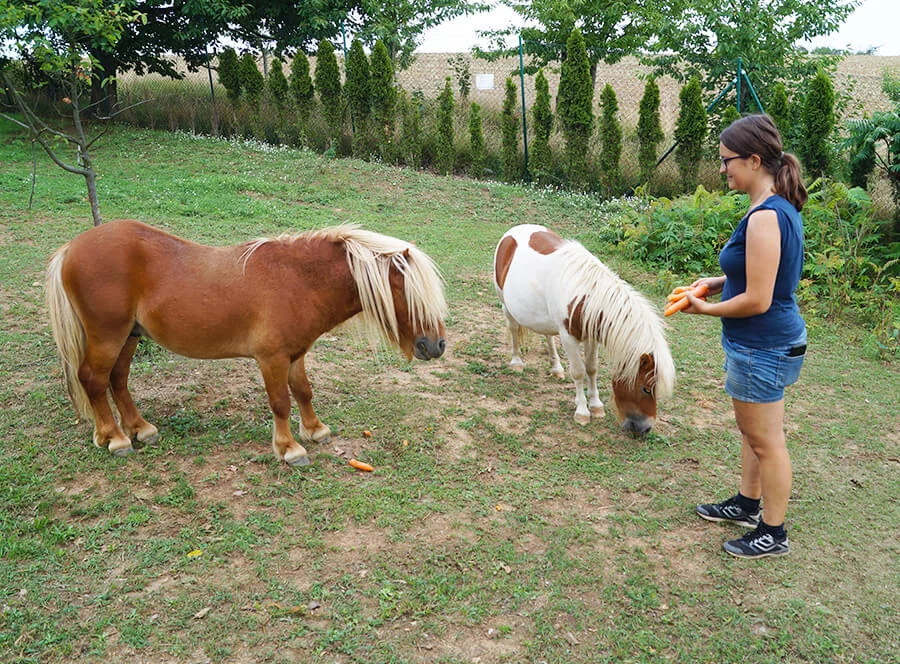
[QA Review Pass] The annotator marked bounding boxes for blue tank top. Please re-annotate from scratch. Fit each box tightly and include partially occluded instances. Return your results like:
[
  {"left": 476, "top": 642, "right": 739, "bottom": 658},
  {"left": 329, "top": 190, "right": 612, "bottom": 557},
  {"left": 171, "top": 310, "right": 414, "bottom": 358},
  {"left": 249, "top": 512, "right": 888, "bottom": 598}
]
[{"left": 719, "top": 194, "right": 805, "bottom": 347}]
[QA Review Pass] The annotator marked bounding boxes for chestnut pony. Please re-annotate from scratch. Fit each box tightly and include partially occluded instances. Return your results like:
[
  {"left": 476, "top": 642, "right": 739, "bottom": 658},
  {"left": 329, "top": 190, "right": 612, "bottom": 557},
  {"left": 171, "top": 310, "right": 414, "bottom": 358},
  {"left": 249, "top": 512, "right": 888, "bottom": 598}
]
[
  {"left": 493, "top": 224, "right": 675, "bottom": 434},
  {"left": 46, "top": 220, "right": 447, "bottom": 466}
]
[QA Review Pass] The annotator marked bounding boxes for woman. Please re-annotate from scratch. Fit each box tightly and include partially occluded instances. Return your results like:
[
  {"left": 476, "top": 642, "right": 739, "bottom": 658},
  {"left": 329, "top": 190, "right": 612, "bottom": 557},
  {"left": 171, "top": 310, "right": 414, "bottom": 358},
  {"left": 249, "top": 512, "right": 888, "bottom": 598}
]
[{"left": 684, "top": 114, "right": 807, "bottom": 559}]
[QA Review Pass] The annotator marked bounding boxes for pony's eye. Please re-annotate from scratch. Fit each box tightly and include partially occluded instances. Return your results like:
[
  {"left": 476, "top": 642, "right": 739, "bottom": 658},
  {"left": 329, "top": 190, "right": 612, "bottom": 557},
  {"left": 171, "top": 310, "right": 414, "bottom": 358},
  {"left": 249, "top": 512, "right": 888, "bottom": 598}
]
[{"left": 642, "top": 387, "right": 653, "bottom": 396}]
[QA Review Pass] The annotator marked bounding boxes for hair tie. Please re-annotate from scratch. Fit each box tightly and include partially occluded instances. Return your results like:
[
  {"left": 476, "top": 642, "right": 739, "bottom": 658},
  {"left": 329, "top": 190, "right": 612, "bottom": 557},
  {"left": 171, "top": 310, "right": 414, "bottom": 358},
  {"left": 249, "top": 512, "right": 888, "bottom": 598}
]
[{"left": 780, "top": 151, "right": 785, "bottom": 160}]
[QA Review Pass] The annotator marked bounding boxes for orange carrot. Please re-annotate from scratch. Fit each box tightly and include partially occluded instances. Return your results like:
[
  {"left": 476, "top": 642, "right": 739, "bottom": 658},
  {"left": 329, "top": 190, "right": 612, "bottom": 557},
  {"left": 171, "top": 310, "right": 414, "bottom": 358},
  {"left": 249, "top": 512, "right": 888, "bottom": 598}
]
[
  {"left": 664, "top": 284, "right": 709, "bottom": 316},
  {"left": 348, "top": 459, "right": 374, "bottom": 472}
]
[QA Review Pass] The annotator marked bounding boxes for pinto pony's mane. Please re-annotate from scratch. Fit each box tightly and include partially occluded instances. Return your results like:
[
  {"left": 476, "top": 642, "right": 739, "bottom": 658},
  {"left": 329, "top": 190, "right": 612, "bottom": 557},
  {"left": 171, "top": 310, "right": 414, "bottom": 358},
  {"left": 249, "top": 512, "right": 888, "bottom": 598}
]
[
  {"left": 241, "top": 225, "right": 447, "bottom": 348},
  {"left": 556, "top": 241, "right": 675, "bottom": 400}
]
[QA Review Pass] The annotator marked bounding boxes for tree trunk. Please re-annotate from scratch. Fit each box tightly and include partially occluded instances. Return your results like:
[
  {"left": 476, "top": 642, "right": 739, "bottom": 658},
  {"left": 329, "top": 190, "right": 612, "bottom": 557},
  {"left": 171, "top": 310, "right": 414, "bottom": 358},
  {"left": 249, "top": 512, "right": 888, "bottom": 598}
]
[{"left": 90, "top": 49, "right": 118, "bottom": 116}]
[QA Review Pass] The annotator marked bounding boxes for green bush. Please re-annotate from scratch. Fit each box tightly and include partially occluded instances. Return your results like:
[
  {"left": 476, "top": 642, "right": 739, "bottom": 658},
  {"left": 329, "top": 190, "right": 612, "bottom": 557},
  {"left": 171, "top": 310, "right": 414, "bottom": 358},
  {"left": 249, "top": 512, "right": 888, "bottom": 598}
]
[
  {"left": 598, "top": 83, "right": 622, "bottom": 197},
  {"left": 530, "top": 69, "right": 553, "bottom": 184},
  {"left": 217, "top": 48, "right": 241, "bottom": 101},
  {"left": 501, "top": 77, "right": 520, "bottom": 182},
  {"left": 800, "top": 68, "right": 835, "bottom": 179},
  {"left": 239, "top": 53, "right": 264, "bottom": 106},
  {"left": 346, "top": 39, "right": 371, "bottom": 157},
  {"left": 436, "top": 78, "right": 455, "bottom": 175},
  {"left": 637, "top": 77, "right": 664, "bottom": 187},
  {"left": 674, "top": 77, "right": 707, "bottom": 192},
  {"left": 315, "top": 40, "right": 343, "bottom": 151},
  {"left": 469, "top": 102, "right": 485, "bottom": 178},
  {"left": 289, "top": 52, "right": 314, "bottom": 122},
  {"left": 557, "top": 28, "right": 593, "bottom": 187},
  {"left": 370, "top": 41, "right": 397, "bottom": 161},
  {"left": 267, "top": 58, "right": 288, "bottom": 105}
]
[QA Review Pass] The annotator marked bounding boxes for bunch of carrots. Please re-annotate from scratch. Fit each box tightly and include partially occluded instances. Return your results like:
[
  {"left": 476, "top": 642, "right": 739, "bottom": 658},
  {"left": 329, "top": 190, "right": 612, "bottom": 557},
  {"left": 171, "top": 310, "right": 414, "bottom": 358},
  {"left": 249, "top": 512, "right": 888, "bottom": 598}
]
[{"left": 664, "top": 283, "right": 709, "bottom": 316}]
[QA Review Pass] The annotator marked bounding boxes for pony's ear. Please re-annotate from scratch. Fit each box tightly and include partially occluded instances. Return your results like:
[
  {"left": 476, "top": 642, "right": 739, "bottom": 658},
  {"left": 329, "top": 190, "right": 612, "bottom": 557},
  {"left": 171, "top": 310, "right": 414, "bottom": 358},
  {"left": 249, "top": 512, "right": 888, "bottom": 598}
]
[{"left": 639, "top": 353, "right": 654, "bottom": 371}]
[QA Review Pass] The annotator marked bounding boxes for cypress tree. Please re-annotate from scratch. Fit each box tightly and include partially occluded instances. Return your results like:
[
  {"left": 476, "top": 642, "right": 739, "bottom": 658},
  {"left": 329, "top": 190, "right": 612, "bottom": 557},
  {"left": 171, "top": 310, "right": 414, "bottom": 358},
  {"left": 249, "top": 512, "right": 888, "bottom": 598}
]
[
  {"left": 800, "top": 68, "right": 835, "bottom": 179},
  {"left": 436, "top": 77, "right": 455, "bottom": 175},
  {"left": 239, "top": 52, "right": 264, "bottom": 106},
  {"left": 557, "top": 28, "right": 593, "bottom": 187},
  {"left": 217, "top": 47, "right": 242, "bottom": 101},
  {"left": 315, "top": 40, "right": 343, "bottom": 150},
  {"left": 345, "top": 39, "right": 371, "bottom": 156},
  {"left": 370, "top": 40, "right": 397, "bottom": 158},
  {"left": 768, "top": 82, "right": 791, "bottom": 146},
  {"left": 530, "top": 69, "right": 553, "bottom": 183},
  {"left": 637, "top": 77, "right": 664, "bottom": 186},
  {"left": 598, "top": 83, "right": 622, "bottom": 196},
  {"left": 267, "top": 58, "right": 288, "bottom": 105},
  {"left": 674, "top": 77, "right": 707, "bottom": 192},
  {"left": 289, "top": 52, "right": 315, "bottom": 122},
  {"left": 398, "top": 88, "right": 423, "bottom": 168},
  {"left": 469, "top": 102, "right": 485, "bottom": 178},
  {"left": 502, "top": 77, "right": 520, "bottom": 182}
]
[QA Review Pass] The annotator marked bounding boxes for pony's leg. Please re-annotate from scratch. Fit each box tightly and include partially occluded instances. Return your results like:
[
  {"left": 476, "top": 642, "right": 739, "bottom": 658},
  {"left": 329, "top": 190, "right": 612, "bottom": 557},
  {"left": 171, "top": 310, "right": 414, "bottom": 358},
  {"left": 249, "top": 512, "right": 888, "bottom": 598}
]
[
  {"left": 289, "top": 356, "right": 331, "bottom": 444},
  {"left": 109, "top": 336, "right": 159, "bottom": 447},
  {"left": 79, "top": 337, "right": 135, "bottom": 456},
  {"left": 546, "top": 335, "right": 566, "bottom": 379},
  {"left": 558, "top": 333, "right": 591, "bottom": 425},
  {"left": 257, "top": 356, "right": 310, "bottom": 467},
  {"left": 505, "top": 311, "right": 525, "bottom": 371},
  {"left": 583, "top": 338, "right": 605, "bottom": 419}
]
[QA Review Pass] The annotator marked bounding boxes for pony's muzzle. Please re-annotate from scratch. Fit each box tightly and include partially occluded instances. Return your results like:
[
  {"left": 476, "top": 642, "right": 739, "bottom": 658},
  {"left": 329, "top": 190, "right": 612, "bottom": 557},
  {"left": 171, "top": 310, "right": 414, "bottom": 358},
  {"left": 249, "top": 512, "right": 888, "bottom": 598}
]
[
  {"left": 621, "top": 415, "right": 654, "bottom": 436},
  {"left": 414, "top": 336, "right": 446, "bottom": 360}
]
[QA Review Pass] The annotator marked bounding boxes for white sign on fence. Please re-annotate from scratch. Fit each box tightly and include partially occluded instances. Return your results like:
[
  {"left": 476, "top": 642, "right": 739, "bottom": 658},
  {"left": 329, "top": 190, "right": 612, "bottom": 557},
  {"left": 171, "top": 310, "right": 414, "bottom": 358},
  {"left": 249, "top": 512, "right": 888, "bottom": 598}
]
[{"left": 475, "top": 74, "right": 494, "bottom": 90}]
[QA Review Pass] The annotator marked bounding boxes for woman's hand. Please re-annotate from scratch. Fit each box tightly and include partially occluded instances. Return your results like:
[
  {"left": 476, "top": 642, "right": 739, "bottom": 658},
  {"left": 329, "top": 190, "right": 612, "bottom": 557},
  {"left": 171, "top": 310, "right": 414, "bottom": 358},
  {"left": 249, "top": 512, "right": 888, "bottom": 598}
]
[{"left": 683, "top": 276, "right": 725, "bottom": 315}]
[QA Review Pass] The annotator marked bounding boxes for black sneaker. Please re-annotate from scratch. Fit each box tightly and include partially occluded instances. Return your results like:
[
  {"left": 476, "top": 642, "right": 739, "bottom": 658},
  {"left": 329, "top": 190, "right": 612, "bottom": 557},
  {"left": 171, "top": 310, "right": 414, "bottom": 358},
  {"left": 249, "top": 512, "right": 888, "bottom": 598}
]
[
  {"left": 696, "top": 496, "right": 760, "bottom": 528},
  {"left": 723, "top": 526, "right": 789, "bottom": 559}
]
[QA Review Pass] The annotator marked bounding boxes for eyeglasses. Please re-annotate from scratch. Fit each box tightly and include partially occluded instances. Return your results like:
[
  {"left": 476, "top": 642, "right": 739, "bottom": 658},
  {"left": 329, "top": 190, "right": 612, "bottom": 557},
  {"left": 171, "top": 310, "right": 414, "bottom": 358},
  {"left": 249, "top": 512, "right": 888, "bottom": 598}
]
[{"left": 720, "top": 154, "right": 750, "bottom": 168}]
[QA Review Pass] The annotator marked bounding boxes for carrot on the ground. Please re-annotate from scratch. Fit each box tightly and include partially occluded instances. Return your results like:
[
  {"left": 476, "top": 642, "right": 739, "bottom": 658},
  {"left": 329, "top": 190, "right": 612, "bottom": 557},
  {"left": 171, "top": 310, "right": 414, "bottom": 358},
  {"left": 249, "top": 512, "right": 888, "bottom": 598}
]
[{"left": 348, "top": 458, "right": 374, "bottom": 472}]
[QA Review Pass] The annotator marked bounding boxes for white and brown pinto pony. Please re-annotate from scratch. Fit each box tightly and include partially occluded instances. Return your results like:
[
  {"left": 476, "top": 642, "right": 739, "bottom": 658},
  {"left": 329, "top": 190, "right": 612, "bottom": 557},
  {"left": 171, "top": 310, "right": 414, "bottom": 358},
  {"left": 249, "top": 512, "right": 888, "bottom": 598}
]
[
  {"left": 46, "top": 220, "right": 447, "bottom": 466},
  {"left": 493, "top": 224, "right": 674, "bottom": 434}
]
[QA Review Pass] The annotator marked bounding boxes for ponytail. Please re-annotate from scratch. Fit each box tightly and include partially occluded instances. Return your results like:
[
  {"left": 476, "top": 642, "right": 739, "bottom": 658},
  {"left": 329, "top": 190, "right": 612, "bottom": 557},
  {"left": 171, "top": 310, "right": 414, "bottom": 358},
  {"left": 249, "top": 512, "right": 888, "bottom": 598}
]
[{"left": 775, "top": 152, "right": 807, "bottom": 211}]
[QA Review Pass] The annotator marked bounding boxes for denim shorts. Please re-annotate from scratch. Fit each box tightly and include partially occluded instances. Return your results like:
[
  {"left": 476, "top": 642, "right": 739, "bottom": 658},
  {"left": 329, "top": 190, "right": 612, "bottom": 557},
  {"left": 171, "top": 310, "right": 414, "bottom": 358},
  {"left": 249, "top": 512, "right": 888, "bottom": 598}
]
[{"left": 722, "top": 333, "right": 807, "bottom": 403}]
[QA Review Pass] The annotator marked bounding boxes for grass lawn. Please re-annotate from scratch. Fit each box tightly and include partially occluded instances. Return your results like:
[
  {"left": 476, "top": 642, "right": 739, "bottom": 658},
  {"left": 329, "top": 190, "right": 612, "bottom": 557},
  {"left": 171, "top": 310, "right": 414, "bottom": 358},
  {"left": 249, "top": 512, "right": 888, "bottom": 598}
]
[{"left": 0, "top": 124, "right": 897, "bottom": 663}]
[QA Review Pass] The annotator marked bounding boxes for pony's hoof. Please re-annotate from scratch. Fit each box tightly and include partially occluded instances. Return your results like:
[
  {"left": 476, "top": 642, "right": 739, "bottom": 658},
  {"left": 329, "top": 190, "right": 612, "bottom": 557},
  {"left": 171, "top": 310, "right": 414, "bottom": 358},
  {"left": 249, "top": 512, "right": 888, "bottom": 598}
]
[
  {"left": 574, "top": 413, "right": 591, "bottom": 426},
  {"left": 551, "top": 370, "right": 566, "bottom": 380},
  {"left": 109, "top": 442, "right": 135, "bottom": 457},
  {"left": 312, "top": 426, "right": 332, "bottom": 444},
  {"left": 285, "top": 453, "right": 310, "bottom": 467},
  {"left": 590, "top": 406, "right": 605, "bottom": 418},
  {"left": 135, "top": 424, "right": 159, "bottom": 447}
]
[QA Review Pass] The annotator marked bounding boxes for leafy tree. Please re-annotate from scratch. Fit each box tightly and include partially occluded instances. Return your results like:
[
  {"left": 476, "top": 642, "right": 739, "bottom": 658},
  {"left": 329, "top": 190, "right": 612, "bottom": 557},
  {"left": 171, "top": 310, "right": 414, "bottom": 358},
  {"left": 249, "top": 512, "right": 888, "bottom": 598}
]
[
  {"left": 502, "top": 77, "right": 520, "bottom": 182},
  {"left": 239, "top": 52, "right": 264, "bottom": 105},
  {"left": 530, "top": 69, "right": 553, "bottom": 183},
  {"left": 557, "top": 28, "right": 593, "bottom": 187},
  {"left": 480, "top": 0, "right": 666, "bottom": 85},
  {"left": 800, "top": 68, "right": 835, "bottom": 179},
  {"left": 345, "top": 39, "right": 371, "bottom": 155},
  {"left": 289, "top": 51, "right": 315, "bottom": 121},
  {"left": 267, "top": 57, "right": 288, "bottom": 105},
  {"left": 598, "top": 83, "right": 622, "bottom": 196},
  {"left": 674, "top": 77, "right": 707, "bottom": 192},
  {"left": 637, "top": 77, "right": 664, "bottom": 186},
  {"left": 448, "top": 54, "right": 472, "bottom": 99},
  {"left": 315, "top": 40, "right": 343, "bottom": 149},
  {"left": 469, "top": 102, "right": 485, "bottom": 178},
  {"left": 646, "top": 0, "right": 856, "bottom": 104},
  {"left": 0, "top": 0, "right": 144, "bottom": 225},
  {"left": 350, "top": 0, "right": 484, "bottom": 71},
  {"left": 370, "top": 40, "right": 397, "bottom": 159},
  {"left": 217, "top": 47, "right": 242, "bottom": 101},
  {"left": 436, "top": 77, "right": 455, "bottom": 175}
]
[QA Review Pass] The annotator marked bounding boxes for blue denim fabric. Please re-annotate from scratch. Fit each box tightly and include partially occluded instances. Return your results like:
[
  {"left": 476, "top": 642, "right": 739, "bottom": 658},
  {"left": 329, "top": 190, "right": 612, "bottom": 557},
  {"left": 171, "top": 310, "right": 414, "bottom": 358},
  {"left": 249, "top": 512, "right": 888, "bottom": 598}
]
[{"left": 722, "top": 333, "right": 806, "bottom": 403}]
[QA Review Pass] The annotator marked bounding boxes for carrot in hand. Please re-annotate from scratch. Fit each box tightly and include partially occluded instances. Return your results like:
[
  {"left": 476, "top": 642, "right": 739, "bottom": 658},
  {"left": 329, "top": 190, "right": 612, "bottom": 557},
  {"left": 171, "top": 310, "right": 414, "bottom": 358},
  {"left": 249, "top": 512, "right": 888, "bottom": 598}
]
[
  {"left": 348, "top": 459, "right": 374, "bottom": 472},
  {"left": 664, "top": 284, "right": 709, "bottom": 316}
]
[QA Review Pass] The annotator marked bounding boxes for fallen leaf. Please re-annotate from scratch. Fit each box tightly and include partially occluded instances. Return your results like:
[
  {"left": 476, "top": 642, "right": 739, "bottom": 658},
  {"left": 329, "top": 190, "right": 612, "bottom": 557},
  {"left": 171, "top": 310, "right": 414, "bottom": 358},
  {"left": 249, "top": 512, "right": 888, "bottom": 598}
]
[
  {"left": 187, "top": 549, "right": 202, "bottom": 558},
  {"left": 193, "top": 607, "right": 211, "bottom": 619}
]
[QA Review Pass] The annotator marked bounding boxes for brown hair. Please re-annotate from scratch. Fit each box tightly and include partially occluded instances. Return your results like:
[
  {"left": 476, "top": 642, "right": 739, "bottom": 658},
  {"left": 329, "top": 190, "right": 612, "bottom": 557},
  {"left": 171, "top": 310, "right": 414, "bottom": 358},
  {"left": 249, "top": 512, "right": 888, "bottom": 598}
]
[{"left": 720, "top": 114, "right": 808, "bottom": 211}]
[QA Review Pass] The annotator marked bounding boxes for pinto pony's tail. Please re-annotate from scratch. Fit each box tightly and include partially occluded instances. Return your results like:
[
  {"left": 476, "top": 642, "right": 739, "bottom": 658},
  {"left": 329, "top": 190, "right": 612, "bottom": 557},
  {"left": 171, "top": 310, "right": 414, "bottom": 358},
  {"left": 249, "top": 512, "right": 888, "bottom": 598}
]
[{"left": 46, "top": 246, "right": 92, "bottom": 421}]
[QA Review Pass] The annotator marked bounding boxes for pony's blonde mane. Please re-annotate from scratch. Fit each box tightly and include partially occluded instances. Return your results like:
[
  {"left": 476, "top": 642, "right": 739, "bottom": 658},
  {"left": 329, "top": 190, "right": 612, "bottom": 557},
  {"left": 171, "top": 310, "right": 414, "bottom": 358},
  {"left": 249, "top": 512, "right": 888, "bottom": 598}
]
[
  {"left": 556, "top": 241, "right": 675, "bottom": 399},
  {"left": 242, "top": 225, "right": 447, "bottom": 348}
]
